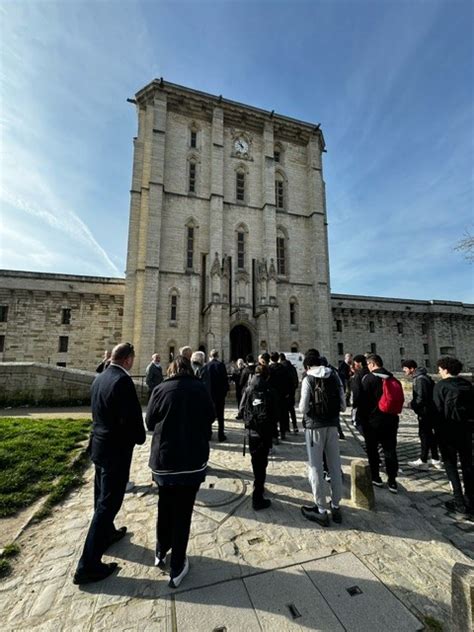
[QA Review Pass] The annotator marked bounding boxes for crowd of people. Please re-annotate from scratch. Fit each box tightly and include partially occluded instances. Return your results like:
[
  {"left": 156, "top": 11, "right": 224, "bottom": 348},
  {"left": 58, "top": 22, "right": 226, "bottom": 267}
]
[{"left": 74, "top": 342, "right": 473, "bottom": 590}]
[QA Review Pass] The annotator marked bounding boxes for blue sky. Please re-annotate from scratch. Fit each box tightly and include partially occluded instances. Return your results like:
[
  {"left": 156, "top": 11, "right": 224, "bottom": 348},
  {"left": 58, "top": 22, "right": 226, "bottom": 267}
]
[{"left": 0, "top": 0, "right": 472, "bottom": 301}]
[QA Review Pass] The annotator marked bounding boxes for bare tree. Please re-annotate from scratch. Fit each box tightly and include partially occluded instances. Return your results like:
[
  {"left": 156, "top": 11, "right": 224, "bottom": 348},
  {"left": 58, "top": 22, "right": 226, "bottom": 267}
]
[{"left": 454, "top": 229, "right": 474, "bottom": 263}]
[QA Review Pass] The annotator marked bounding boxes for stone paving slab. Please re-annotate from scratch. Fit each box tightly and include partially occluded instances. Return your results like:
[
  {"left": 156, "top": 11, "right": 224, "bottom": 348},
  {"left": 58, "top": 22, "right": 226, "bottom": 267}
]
[{"left": 0, "top": 405, "right": 473, "bottom": 630}]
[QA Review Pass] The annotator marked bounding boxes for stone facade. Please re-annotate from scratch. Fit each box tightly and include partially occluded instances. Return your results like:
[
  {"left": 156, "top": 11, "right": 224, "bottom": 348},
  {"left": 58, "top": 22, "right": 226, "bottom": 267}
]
[
  {"left": 0, "top": 270, "right": 124, "bottom": 371},
  {"left": 0, "top": 82, "right": 472, "bottom": 375},
  {"left": 331, "top": 293, "right": 474, "bottom": 372},
  {"left": 122, "top": 81, "right": 332, "bottom": 372}
]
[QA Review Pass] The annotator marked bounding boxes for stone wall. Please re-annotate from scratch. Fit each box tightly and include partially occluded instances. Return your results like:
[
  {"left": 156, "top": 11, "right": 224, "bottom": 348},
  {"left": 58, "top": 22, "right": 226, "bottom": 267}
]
[
  {"left": 331, "top": 294, "right": 474, "bottom": 372},
  {"left": 0, "top": 270, "right": 125, "bottom": 371},
  {"left": 0, "top": 363, "right": 96, "bottom": 406}
]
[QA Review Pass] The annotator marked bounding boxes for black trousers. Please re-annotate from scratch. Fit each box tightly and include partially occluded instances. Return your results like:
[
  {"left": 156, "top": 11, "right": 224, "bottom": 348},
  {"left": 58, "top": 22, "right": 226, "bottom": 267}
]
[
  {"left": 77, "top": 456, "right": 131, "bottom": 572},
  {"left": 288, "top": 391, "right": 297, "bottom": 428},
  {"left": 212, "top": 396, "right": 226, "bottom": 438},
  {"left": 364, "top": 420, "right": 399, "bottom": 482},
  {"left": 156, "top": 484, "right": 200, "bottom": 574},
  {"left": 418, "top": 415, "right": 439, "bottom": 462},
  {"left": 249, "top": 435, "right": 270, "bottom": 499},
  {"left": 440, "top": 427, "right": 473, "bottom": 509},
  {"left": 277, "top": 396, "right": 290, "bottom": 436}
]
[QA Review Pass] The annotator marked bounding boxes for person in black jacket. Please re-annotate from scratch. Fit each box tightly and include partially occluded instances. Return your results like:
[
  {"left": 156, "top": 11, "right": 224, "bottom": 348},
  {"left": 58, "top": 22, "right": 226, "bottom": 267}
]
[
  {"left": 280, "top": 353, "right": 299, "bottom": 433},
  {"left": 360, "top": 354, "right": 401, "bottom": 494},
  {"left": 145, "top": 353, "right": 163, "bottom": 399},
  {"left": 351, "top": 355, "right": 370, "bottom": 435},
  {"left": 239, "top": 364, "right": 276, "bottom": 510},
  {"left": 146, "top": 355, "right": 214, "bottom": 588},
  {"left": 402, "top": 359, "right": 441, "bottom": 470},
  {"left": 203, "top": 349, "right": 229, "bottom": 441},
  {"left": 74, "top": 342, "right": 146, "bottom": 585},
  {"left": 240, "top": 354, "right": 257, "bottom": 392},
  {"left": 433, "top": 356, "right": 474, "bottom": 517},
  {"left": 269, "top": 351, "right": 290, "bottom": 440}
]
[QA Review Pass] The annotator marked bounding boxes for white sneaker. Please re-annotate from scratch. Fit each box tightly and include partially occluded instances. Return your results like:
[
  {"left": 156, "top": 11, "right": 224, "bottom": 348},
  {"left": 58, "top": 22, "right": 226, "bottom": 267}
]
[
  {"left": 169, "top": 557, "right": 189, "bottom": 588},
  {"left": 154, "top": 553, "right": 167, "bottom": 568},
  {"left": 408, "top": 459, "right": 429, "bottom": 470},
  {"left": 429, "top": 459, "right": 443, "bottom": 470},
  {"left": 125, "top": 481, "right": 135, "bottom": 492}
]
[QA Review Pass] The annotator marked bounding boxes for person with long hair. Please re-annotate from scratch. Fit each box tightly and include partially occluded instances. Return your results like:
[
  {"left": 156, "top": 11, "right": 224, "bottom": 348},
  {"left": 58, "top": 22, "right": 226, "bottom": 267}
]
[{"left": 146, "top": 355, "right": 214, "bottom": 588}]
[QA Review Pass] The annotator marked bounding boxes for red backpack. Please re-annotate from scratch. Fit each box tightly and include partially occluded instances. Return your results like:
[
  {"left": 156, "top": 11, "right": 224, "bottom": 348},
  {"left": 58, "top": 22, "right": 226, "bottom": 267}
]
[{"left": 378, "top": 376, "right": 404, "bottom": 415}]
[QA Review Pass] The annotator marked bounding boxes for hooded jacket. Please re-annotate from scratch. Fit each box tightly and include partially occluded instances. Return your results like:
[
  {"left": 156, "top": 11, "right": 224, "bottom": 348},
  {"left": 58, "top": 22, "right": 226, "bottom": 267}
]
[
  {"left": 146, "top": 374, "right": 214, "bottom": 485},
  {"left": 360, "top": 367, "right": 399, "bottom": 426},
  {"left": 298, "top": 366, "right": 346, "bottom": 429},
  {"left": 410, "top": 367, "right": 435, "bottom": 418},
  {"left": 433, "top": 376, "right": 474, "bottom": 429}
]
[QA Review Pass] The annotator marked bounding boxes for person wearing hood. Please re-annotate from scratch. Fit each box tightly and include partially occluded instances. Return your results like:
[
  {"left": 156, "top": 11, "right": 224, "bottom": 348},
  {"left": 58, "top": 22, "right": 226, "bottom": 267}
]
[
  {"left": 298, "top": 351, "right": 345, "bottom": 527},
  {"left": 402, "top": 359, "right": 441, "bottom": 470},
  {"left": 433, "top": 356, "right": 474, "bottom": 517},
  {"left": 269, "top": 351, "right": 291, "bottom": 441},
  {"left": 361, "top": 354, "right": 402, "bottom": 493}
]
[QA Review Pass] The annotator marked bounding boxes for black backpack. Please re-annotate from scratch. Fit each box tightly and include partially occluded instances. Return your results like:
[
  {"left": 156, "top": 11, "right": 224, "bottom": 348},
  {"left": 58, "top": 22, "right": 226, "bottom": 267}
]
[
  {"left": 244, "top": 385, "right": 271, "bottom": 437},
  {"left": 307, "top": 373, "right": 340, "bottom": 420}
]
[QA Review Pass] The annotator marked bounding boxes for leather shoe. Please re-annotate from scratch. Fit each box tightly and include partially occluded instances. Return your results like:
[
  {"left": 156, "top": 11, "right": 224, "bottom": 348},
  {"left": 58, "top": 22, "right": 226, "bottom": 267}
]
[
  {"left": 218, "top": 435, "right": 227, "bottom": 442},
  {"left": 106, "top": 526, "right": 127, "bottom": 549},
  {"left": 73, "top": 562, "right": 118, "bottom": 585}
]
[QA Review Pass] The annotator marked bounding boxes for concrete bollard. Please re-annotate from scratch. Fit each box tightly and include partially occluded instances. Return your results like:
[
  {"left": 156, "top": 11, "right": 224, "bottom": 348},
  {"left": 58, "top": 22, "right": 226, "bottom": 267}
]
[
  {"left": 351, "top": 459, "right": 375, "bottom": 510},
  {"left": 451, "top": 562, "right": 474, "bottom": 632}
]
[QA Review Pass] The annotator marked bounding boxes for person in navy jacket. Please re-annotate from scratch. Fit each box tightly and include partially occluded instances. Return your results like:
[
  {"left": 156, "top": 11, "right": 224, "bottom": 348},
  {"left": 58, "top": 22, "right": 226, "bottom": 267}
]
[{"left": 73, "top": 342, "right": 145, "bottom": 585}]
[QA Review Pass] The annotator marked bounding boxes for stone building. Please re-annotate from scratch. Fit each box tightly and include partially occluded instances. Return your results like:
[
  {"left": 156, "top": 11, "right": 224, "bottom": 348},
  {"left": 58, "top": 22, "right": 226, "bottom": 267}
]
[
  {"left": 122, "top": 80, "right": 332, "bottom": 372},
  {"left": 0, "top": 80, "right": 473, "bottom": 374},
  {"left": 0, "top": 270, "right": 124, "bottom": 371}
]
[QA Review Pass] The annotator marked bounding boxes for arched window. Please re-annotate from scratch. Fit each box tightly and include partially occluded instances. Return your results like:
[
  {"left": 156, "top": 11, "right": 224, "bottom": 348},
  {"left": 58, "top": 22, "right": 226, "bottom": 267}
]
[
  {"left": 188, "top": 160, "right": 197, "bottom": 194},
  {"left": 235, "top": 224, "right": 248, "bottom": 270},
  {"left": 169, "top": 288, "right": 179, "bottom": 323},
  {"left": 289, "top": 297, "right": 298, "bottom": 328},
  {"left": 276, "top": 228, "right": 288, "bottom": 276},
  {"left": 274, "top": 142, "right": 283, "bottom": 164},
  {"left": 291, "top": 343, "right": 299, "bottom": 353},
  {"left": 167, "top": 340, "right": 177, "bottom": 362},
  {"left": 236, "top": 170, "right": 245, "bottom": 202},
  {"left": 275, "top": 172, "right": 285, "bottom": 210},
  {"left": 185, "top": 218, "right": 198, "bottom": 270}
]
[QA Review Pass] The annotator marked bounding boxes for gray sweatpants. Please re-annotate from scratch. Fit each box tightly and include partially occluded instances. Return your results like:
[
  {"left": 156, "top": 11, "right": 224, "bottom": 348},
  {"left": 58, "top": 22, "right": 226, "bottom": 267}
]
[{"left": 305, "top": 426, "right": 342, "bottom": 511}]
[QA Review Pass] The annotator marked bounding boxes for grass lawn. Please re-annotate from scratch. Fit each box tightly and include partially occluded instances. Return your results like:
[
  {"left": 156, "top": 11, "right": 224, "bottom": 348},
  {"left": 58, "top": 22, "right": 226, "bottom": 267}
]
[{"left": 0, "top": 417, "right": 91, "bottom": 518}]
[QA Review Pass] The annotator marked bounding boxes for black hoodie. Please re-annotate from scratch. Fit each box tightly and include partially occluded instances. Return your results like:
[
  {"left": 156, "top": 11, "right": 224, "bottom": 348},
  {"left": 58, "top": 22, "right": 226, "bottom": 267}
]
[
  {"left": 433, "top": 376, "right": 474, "bottom": 429},
  {"left": 410, "top": 367, "right": 435, "bottom": 418}
]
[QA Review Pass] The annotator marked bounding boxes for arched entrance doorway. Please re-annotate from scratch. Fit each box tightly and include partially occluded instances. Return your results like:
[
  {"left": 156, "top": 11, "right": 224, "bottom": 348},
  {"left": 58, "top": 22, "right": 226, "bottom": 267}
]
[{"left": 230, "top": 324, "right": 252, "bottom": 361}]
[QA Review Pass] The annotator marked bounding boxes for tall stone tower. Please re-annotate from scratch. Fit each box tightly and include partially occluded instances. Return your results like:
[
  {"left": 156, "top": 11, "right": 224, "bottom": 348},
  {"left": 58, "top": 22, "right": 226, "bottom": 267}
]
[{"left": 123, "top": 80, "right": 332, "bottom": 372}]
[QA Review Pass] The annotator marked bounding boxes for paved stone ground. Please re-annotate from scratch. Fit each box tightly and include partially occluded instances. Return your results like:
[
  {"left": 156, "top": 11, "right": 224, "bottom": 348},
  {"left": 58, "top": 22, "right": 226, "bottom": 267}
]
[{"left": 0, "top": 405, "right": 472, "bottom": 631}]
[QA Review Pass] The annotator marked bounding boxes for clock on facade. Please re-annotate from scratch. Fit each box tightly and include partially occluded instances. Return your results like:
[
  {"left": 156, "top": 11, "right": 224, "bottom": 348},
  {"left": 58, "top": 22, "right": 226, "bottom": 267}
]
[{"left": 234, "top": 138, "right": 249, "bottom": 155}]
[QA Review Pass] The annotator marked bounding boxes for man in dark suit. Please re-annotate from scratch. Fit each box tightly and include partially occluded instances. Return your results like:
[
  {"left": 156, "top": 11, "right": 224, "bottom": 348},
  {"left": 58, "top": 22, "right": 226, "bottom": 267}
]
[
  {"left": 145, "top": 353, "right": 163, "bottom": 399},
  {"left": 73, "top": 342, "right": 146, "bottom": 584},
  {"left": 204, "top": 349, "right": 229, "bottom": 441}
]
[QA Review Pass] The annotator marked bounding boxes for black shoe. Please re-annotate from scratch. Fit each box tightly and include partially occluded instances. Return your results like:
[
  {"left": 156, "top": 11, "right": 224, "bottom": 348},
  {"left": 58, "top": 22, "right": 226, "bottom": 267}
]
[
  {"left": 280, "top": 433, "right": 286, "bottom": 441},
  {"left": 106, "top": 526, "right": 127, "bottom": 548},
  {"left": 338, "top": 431, "right": 346, "bottom": 440},
  {"left": 387, "top": 480, "right": 398, "bottom": 494},
  {"left": 73, "top": 562, "right": 118, "bottom": 585},
  {"left": 293, "top": 426, "right": 299, "bottom": 434},
  {"left": 323, "top": 471, "right": 331, "bottom": 482},
  {"left": 252, "top": 497, "right": 271, "bottom": 510},
  {"left": 445, "top": 500, "right": 468, "bottom": 516},
  {"left": 301, "top": 506, "right": 330, "bottom": 527},
  {"left": 372, "top": 478, "right": 384, "bottom": 488},
  {"left": 301, "top": 504, "right": 318, "bottom": 512},
  {"left": 218, "top": 434, "right": 227, "bottom": 442},
  {"left": 331, "top": 504, "right": 342, "bottom": 524}
]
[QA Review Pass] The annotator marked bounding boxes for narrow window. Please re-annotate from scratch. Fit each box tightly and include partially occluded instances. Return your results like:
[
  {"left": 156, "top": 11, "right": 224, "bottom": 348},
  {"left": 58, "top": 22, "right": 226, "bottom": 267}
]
[
  {"left": 189, "top": 162, "right": 196, "bottom": 193},
  {"left": 423, "top": 343, "right": 429, "bottom": 355},
  {"left": 399, "top": 347, "right": 405, "bottom": 356},
  {"left": 0, "top": 335, "right": 5, "bottom": 352},
  {"left": 276, "top": 236, "right": 286, "bottom": 275},
  {"left": 169, "top": 345, "right": 175, "bottom": 362},
  {"left": 336, "top": 319, "right": 342, "bottom": 332},
  {"left": 0, "top": 305, "right": 8, "bottom": 322},
  {"left": 190, "top": 130, "right": 197, "bottom": 148},
  {"left": 61, "top": 308, "right": 71, "bottom": 325},
  {"left": 58, "top": 336, "right": 69, "bottom": 353},
  {"left": 237, "top": 231, "right": 245, "bottom": 269},
  {"left": 274, "top": 149, "right": 280, "bottom": 163},
  {"left": 425, "top": 359, "right": 430, "bottom": 369},
  {"left": 397, "top": 322, "right": 403, "bottom": 334},
  {"left": 337, "top": 342, "right": 344, "bottom": 355},
  {"left": 369, "top": 321, "right": 375, "bottom": 333},
  {"left": 370, "top": 342, "right": 377, "bottom": 353},
  {"left": 275, "top": 179, "right": 284, "bottom": 209},
  {"left": 186, "top": 226, "right": 194, "bottom": 269},
  {"left": 290, "top": 301, "right": 296, "bottom": 326},
  {"left": 236, "top": 172, "right": 245, "bottom": 201},
  {"left": 421, "top": 322, "right": 427, "bottom": 335},
  {"left": 290, "top": 344, "right": 298, "bottom": 352},
  {"left": 170, "top": 295, "right": 178, "bottom": 321}
]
